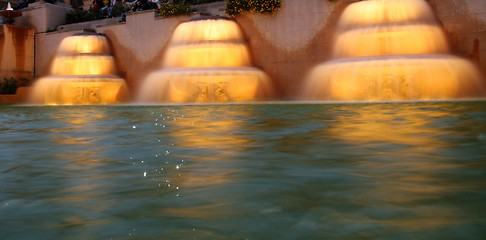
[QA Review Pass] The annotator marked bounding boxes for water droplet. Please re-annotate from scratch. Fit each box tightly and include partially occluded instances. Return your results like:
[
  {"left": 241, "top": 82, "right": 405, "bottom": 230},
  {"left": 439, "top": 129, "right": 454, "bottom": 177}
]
[{"left": 176, "top": 165, "right": 180, "bottom": 169}]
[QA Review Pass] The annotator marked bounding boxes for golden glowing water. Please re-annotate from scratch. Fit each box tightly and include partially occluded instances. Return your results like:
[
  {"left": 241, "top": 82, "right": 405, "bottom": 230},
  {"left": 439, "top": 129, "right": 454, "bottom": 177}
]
[
  {"left": 337, "top": 0, "right": 436, "bottom": 30},
  {"left": 303, "top": 0, "right": 486, "bottom": 101},
  {"left": 333, "top": 25, "right": 449, "bottom": 58},
  {"left": 30, "top": 34, "right": 128, "bottom": 105},
  {"left": 138, "top": 19, "right": 272, "bottom": 103}
]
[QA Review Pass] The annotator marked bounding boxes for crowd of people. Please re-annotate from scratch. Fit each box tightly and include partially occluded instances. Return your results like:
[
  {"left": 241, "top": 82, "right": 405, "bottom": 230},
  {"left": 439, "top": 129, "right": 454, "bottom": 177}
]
[
  {"left": 7, "top": 0, "right": 201, "bottom": 22},
  {"left": 91, "top": 0, "right": 163, "bottom": 21}
]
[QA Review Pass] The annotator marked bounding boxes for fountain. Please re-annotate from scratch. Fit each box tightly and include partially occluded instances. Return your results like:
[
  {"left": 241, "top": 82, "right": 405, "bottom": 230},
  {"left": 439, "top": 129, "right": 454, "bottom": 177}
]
[
  {"left": 0, "top": 2, "right": 22, "bottom": 24},
  {"left": 138, "top": 17, "right": 272, "bottom": 103},
  {"left": 302, "top": 0, "right": 486, "bottom": 101},
  {"left": 30, "top": 31, "right": 129, "bottom": 105}
]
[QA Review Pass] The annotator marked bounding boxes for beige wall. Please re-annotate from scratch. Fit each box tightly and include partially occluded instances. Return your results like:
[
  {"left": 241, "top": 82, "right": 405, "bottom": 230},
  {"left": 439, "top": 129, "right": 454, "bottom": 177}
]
[
  {"left": 0, "top": 25, "right": 35, "bottom": 81},
  {"left": 26, "top": 0, "right": 486, "bottom": 100},
  {"left": 15, "top": 2, "right": 73, "bottom": 33},
  {"left": 236, "top": 0, "right": 353, "bottom": 97},
  {"left": 428, "top": 0, "right": 486, "bottom": 75}
]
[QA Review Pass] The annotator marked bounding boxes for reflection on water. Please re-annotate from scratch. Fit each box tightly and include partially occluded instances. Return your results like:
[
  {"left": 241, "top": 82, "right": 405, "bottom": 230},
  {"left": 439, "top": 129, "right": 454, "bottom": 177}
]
[{"left": 0, "top": 102, "right": 485, "bottom": 239}]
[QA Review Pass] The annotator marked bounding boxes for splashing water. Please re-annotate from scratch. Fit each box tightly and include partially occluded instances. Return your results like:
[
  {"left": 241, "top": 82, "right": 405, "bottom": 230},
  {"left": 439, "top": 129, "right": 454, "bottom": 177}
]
[
  {"left": 30, "top": 32, "right": 129, "bottom": 105},
  {"left": 303, "top": 0, "right": 486, "bottom": 101},
  {"left": 138, "top": 18, "right": 273, "bottom": 103}
]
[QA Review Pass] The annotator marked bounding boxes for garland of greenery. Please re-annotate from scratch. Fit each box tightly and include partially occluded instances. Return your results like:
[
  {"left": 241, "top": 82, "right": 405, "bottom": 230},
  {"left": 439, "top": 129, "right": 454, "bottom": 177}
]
[
  {"left": 226, "top": 0, "right": 281, "bottom": 17},
  {"left": 159, "top": 2, "right": 195, "bottom": 17}
]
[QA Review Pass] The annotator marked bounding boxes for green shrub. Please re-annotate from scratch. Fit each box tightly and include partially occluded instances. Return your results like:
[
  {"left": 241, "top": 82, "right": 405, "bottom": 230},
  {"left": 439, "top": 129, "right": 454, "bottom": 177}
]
[
  {"left": 159, "top": 2, "right": 195, "bottom": 17},
  {"left": 65, "top": 2, "right": 125, "bottom": 24},
  {"left": 0, "top": 77, "right": 29, "bottom": 95},
  {"left": 226, "top": 0, "right": 281, "bottom": 16},
  {"left": 66, "top": 9, "right": 98, "bottom": 24},
  {"left": 66, "top": 9, "right": 97, "bottom": 24}
]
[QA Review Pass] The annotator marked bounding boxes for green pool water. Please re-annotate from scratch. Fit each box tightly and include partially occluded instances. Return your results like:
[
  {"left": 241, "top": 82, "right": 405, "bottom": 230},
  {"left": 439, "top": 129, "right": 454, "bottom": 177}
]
[{"left": 1, "top": 102, "right": 485, "bottom": 239}]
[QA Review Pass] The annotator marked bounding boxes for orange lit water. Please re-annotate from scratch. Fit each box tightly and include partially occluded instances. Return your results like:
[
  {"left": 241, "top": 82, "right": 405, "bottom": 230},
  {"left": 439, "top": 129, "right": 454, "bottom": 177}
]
[
  {"left": 30, "top": 34, "right": 128, "bottom": 105},
  {"left": 303, "top": 0, "right": 486, "bottom": 101},
  {"left": 138, "top": 19, "right": 272, "bottom": 103},
  {"left": 1, "top": 102, "right": 485, "bottom": 238}
]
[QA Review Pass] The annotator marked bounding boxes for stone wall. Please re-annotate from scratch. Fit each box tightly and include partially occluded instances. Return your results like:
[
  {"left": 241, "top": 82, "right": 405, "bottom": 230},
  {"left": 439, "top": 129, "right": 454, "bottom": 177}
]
[
  {"left": 26, "top": 0, "right": 486, "bottom": 100},
  {"left": 235, "top": 0, "right": 353, "bottom": 97},
  {"left": 427, "top": 0, "right": 486, "bottom": 76},
  {"left": 15, "top": 2, "right": 73, "bottom": 33},
  {"left": 0, "top": 25, "right": 34, "bottom": 81}
]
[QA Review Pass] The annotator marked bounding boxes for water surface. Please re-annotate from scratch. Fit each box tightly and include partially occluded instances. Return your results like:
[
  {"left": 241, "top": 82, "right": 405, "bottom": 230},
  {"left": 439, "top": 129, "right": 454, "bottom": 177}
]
[{"left": 1, "top": 102, "right": 485, "bottom": 239}]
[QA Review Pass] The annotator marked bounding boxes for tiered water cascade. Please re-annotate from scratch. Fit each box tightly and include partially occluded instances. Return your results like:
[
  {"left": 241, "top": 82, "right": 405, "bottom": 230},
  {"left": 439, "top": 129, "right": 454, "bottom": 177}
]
[
  {"left": 30, "top": 31, "right": 129, "bottom": 105},
  {"left": 303, "top": 0, "right": 486, "bottom": 101},
  {"left": 138, "top": 17, "right": 272, "bottom": 103}
]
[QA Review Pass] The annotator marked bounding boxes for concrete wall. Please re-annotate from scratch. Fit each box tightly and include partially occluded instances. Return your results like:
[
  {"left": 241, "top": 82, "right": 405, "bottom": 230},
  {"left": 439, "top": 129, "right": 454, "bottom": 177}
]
[
  {"left": 236, "top": 0, "right": 352, "bottom": 97},
  {"left": 427, "top": 0, "right": 486, "bottom": 75},
  {"left": 0, "top": 25, "right": 35, "bottom": 80},
  {"left": 15, "top": 2, "right": 73, "bottom": 33},
  {"left": 23, "top": 0, "right": 486, "bottom": 99}
]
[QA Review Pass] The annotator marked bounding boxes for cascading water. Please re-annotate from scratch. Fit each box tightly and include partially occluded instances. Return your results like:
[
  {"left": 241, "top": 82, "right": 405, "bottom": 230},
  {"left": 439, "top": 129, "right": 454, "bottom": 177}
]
[
  {"left": 137, "top": 18, "right": 272, "bottom": 103},
  {"left": 303, "top": 0, "right": 486, "bottom": 101},
  {"left": 30, "top": 31, "right": 129, "bottom": 105}
]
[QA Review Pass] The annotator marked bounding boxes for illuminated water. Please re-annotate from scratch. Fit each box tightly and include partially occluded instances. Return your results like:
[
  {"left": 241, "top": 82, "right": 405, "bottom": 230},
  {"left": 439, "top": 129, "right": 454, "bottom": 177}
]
[
  {"left": 30, "top": 32, "right": 129, "bottom": 105},
  {"left": 303, "top": 0, "right": 486, "bottom": 101},
  {"left": 1, "top": 102, "right": 486, "bottom": 239},
  {"left": 138, "top": 19, "right": 272, "bottom": 103}
]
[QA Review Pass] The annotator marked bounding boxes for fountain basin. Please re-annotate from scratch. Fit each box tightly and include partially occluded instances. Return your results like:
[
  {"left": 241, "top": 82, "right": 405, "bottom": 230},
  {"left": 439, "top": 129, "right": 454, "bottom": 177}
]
[
  {"left": 138, "top": 67, "right": 271, "bottom": 103},
  {"left": 138, "top": 18, "right": 273, "bottom": 103},
  {"left": 30, "top": 76, "right": 128, "bottom": 105},
  {"left": 303, "top": 55, "right": 486, "bottom": 101},
  {"left": 29, "top": 31, "right": 129, "bottom": 105}
]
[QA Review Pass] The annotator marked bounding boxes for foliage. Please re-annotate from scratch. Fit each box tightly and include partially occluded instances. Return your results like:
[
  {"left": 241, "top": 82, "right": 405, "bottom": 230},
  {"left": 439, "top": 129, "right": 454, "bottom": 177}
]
[
  {"left": 0, "top": 77, "right": 29, "bottom": 95},
  {"left": 159, "top": 2, "right": 195, "bottom": 17},
  {"left": 226, "top": 0, "right": 281, "bottom": 17},
  {"left": 111, "top": 2, "right": 127, "bottom": 18},
  {"left": 66, "top": 9, "right": 98, "bottom": 24},
  {"left": 65, "top": 2, "right": 126, "bottom": 24}
]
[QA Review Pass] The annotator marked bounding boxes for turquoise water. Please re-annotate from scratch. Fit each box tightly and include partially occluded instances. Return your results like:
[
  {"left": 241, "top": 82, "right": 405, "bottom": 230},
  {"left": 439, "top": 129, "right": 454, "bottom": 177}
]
[{"left": 1, "top": 102, "right": 485, "bottom": 239}]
